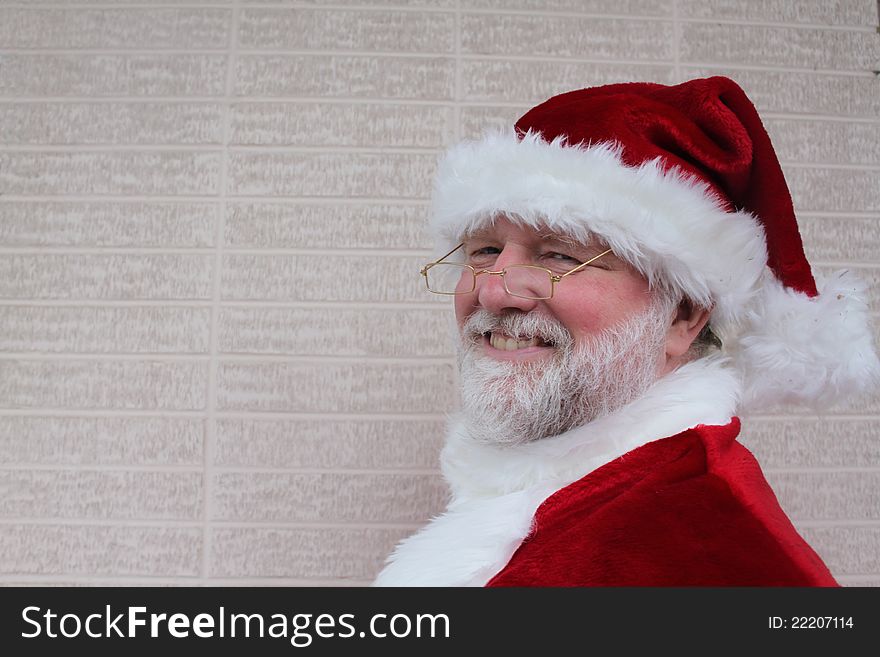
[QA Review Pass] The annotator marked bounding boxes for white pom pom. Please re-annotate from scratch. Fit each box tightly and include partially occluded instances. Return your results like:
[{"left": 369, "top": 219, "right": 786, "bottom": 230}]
[{"left": 729, "top": 270, "right": 880, "bottom": 411}]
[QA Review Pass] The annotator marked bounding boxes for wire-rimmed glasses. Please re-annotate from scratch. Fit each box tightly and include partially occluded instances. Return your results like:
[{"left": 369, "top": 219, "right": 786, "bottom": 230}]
[{"left": 419, "top": 243, "right": 613, "bottom": 300}]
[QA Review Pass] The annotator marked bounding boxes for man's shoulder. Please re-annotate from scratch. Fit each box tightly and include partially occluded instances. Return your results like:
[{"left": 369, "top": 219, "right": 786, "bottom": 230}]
[
  {"left": 488, "top": 421, "right": 838, "bottom": 586},
  {"left": 535, "top": 420, "right": 743, "bottom": 516}
]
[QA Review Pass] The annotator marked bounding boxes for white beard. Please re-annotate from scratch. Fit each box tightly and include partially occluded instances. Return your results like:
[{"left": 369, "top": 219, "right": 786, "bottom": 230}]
[{"left": 456, "top": 297, "right": 674, "bottom": 446}]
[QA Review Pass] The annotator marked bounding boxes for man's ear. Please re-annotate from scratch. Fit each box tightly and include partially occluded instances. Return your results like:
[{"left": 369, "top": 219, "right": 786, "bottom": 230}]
[{"left": 665, "top": 300, "right": 712, "bottom": 359}]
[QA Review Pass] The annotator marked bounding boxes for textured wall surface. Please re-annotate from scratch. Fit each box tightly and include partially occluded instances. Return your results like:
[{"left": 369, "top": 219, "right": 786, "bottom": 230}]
[{"left": 0, "top": 0, "right": 878, "bottom": 586}]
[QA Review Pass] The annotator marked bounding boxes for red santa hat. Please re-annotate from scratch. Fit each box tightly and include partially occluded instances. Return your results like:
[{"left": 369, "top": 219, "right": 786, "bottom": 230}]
[{"left": 429, "top": 76, "right": 879, "bottom": 410}]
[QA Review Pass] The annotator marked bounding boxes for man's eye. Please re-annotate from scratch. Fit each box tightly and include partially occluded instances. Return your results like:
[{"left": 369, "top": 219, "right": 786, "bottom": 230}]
[
  {"left": 543, "top": 252, "right": 581, "bottom": 264},
  {"left": 466, "top": 246, "right": 501, "bottom": 264},
  {"left": 470, "top": 246, "right": 500, "bottom": 256}
]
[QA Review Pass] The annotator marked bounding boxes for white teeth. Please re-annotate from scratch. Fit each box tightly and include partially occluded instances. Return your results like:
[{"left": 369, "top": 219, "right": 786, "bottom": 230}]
[{"left": 489, "top": 333, "right": 543, "bottom": 351}]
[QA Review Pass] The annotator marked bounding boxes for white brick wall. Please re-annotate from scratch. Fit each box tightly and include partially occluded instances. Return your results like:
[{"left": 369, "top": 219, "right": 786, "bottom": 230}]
[{"left": 0, "top": 0, "right": 877, "bottom": 586}]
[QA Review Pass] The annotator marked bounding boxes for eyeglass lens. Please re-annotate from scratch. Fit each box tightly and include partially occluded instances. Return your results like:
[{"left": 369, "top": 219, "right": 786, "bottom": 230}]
[
  {"left": 425, "top": 264, "right": 553, "bottom": 299},
  {"left": 501, "top": 265, "right": 552, "bottom": 299},
  {"left": 425, "top": 263, "right": 470, "bottom": 294}
]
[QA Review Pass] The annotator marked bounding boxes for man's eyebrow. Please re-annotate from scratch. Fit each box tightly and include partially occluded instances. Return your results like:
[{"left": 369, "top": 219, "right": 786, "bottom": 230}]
[
  {"left": 536, "top": 232, "right": 604, "bottom": 251},
  {"left": 537, "top": 232, "right": 577, "bottom": 245},
  {"left": 462, "top": 229, "right": 495, "bottom": 242}
]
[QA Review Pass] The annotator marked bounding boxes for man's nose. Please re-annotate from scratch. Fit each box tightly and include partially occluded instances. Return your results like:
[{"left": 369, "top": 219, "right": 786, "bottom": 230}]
[{"left": 474, "top": 247, "right": 540, "bottom": 314}]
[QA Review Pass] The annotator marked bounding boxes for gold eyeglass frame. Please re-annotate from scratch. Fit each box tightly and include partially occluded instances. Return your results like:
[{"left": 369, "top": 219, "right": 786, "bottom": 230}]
[{"left": 419, "top": 243, "right": 614, "bottom": 300}]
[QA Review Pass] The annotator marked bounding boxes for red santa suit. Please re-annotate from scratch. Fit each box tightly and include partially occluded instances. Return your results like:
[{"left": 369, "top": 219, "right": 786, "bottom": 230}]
[
  {"left": 374, "top": 357, "right": 836, "bottom": 586},
  {"left": 373, "top": 77, "right": 878, "bottom": 587}
]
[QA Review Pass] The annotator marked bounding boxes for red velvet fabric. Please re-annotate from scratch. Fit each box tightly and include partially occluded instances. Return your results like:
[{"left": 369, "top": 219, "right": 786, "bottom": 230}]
[
  {"left": 514, "top": 76, "right": 817, "bottom": 297},
  {"left": 487, "top": 419, "right": 837, "bottom": 587}
]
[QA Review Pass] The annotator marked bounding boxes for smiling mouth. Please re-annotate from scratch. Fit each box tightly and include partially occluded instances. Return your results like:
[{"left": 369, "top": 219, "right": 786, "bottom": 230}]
[{"left": 485, "top": 331, "right": 553, "bottom": 351}]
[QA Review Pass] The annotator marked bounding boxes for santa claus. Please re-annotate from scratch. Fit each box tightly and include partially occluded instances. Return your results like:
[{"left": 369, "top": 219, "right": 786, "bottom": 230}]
[{"left": 373, "top": 76, "right": 879, "bottom": 586}]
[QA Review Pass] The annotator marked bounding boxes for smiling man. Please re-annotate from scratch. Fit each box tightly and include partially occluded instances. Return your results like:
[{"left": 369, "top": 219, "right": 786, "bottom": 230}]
[{"left": 373, "top": 76, "right": 879, "bottom": 586}]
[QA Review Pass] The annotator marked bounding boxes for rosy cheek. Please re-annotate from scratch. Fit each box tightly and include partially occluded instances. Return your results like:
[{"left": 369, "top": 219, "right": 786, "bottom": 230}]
[
  {"left": 553, "top": 283, "right": 643, "bottom": 336},
  {"left": 569, "top": 315, "right": 609, "bottom": 338},
  {"left": 546, "top": 298, "right": 602, "bottom": 338}
]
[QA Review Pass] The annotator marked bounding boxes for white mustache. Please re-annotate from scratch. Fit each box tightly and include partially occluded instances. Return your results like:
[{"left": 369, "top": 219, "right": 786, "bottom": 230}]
[
  {"left": 461, "top": 310, "right": 573, "bottom": 349},
  {"left": 456, "top": 298, "right": 673, "bottom": 446}
]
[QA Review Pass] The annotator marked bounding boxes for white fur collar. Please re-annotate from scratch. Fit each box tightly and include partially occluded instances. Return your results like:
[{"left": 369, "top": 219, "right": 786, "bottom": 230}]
[
  {"left": 373, "top": 356, "right": 740, "bottom": 586},
  {"left": 441, "top": 355, "right": 740, "bottom": 503}
]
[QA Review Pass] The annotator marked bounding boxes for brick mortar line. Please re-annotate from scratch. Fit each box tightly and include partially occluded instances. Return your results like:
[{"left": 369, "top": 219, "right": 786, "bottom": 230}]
[
  {"left": 0, "top": 2, "right": 236, "bottom": 6},
  {"left": 0, "top": 145, "right": 446, "bottom": 153},
  {"left": 0, "top": 410, "right": 450, "bottom": 419},
  {"left": 764, "top": 468, "right": 880, "bottom": 474},
  {"left": 0, "top": 576, "right": 377, "bottom": 586},
  {"left": 0, "top": 300, "right": 449, "bottom": 309},
  {"left": 676, "top": 17, "right": 878, "bottom": 32},
  {"left": 1, "top": 3, "right": 453, "bottom": 13},
  {"left": 0, "top": 195, "right": 435, "bottom": 201},
  {"left": 0, "top": 195, "right": 434, "bottom": 202},
  {"left": 0, "top": 465, "right": 440, "bottom": 474},
  {"left": 0, "top": 518, "right": 426, "bottom": 530},
  {"left": 1, "top": 48, "right": 233, "bottom": 54},
  {"left": 0, "top": 47, "right": 860, "bottom": 68},
  {"left": 0, "top": 48, "right": 455, "bottom": 56},
  {"left": 0, "top": 353, "right": 216, "bottom": 360},
  {"left": 0, "top": 145, "right": 226, "bottom": 151},
  {"left": 206, "top": 468, "right": 442, "bottom": 475},
  {"left": 789, "top": 519, "right": 880, "bottom": 525},
  {"left": 0, "top": 247, "right": 435, "bottom": 255},
  {"left": 4, "top": 4, "right": 876, "bottom": 31},
  {"left": 761, "top": 114, "right": 880, "bottom": 124},
  {"left": 0, "top": 97, "right": 451, "bottom": 104},
  {"left": 795, "top": 520, "right": 880, "bottom": 528},
  {"left": 5, "top": 145, "right": 880, "bottom": 166},
  {"left": 0, "top": 465, "right": 206, "bottom": 472},
  {"left": 453, "top": 0, "right": 461, "bottom": 147},
  {"left": 0, "top": 519, "right": 208, "bottom": 527},
  {"left": 1, "top": 48, "right": 876, "bottom": 73},
  {"left": 0, "top": 353, "right": 457, "bottom": 364},
  {"left": 679, "top": 62, "right": 877, "bottom": 76},
  {"left": 200, "top": 0, "right": 240, "bottom": 582},
  {"left": 780, "top": 161, "right": 880, "bottom": 171},
  {"left": 2, "top": 97, "right": 879, "bottom": 122},
  {"left": 798, "top": 211, "right": 880, "bottom": 217},
  {"left": 672, "top": 0, "right": 680, "bottom": 81},
  {"left": 746, "top": 414, "right": 880, "bottom": 421},
  {"left": 460, "top": 8, "right": 878, "bottom": 31}
]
